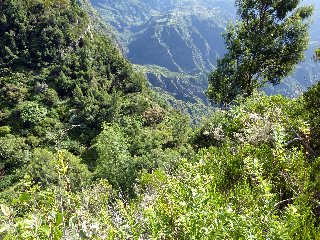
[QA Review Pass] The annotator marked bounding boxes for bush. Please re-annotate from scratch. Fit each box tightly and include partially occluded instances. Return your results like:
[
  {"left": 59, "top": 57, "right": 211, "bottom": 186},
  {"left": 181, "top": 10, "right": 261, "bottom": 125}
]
[
  {"left": 0, "top": 126, "right": 11, "bottom": 137},
  {"left": 90, "top": 124, "right": 137, "bottom": 193},
  {"left": 0, "top": 135, "right": 28, "bottom": 191},
  {"left": 17, "top": 102, "right": 47, "bottom": 125},
  {"left": 27, "top": 149, "right": 91, "bottom": 190},
  {"left": 303, "top": 82, "right": 320, "bottom": 155}
]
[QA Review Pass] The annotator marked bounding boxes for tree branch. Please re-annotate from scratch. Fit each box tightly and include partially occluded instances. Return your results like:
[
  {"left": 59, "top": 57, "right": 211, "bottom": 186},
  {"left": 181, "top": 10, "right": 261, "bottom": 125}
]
[
  {"left": 290, "top": 127, "right": 318, "bottom": 158},
  {"left": 274, "top": 197, "right": 295, "bottom": 209}
]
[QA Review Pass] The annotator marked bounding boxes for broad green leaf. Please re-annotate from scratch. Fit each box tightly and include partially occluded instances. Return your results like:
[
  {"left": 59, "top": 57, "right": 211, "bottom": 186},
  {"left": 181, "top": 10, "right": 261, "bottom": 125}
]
[
  {"left": 19, "top": 192, "right": 32, "bottom": 202},
  {"left": 0, "top": 224, "right": 10, "bottom": 234},
  {"left": 0, "top": 204, "right": 11, "bottom": 217},
  {"left": 55, "top": 212, "right": 63, "bottom": 225},
  {"left": 53, "top": 227, "right": 63, "bottom": 240},
  {"left": 39, "top": 225, "right": 51, "bottom": 237}
]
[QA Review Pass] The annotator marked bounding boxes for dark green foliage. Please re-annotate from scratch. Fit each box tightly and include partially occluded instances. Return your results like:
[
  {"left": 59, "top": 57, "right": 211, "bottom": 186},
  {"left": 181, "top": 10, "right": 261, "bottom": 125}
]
[
  {"left": 0, "top": 0, "right": 79, "bottom": 71},
  {"left": 0, "top": 0, "right": 191, "bottom": 195},
  {"left": 303, "top": 82, "right": 320, "bottom": 155},
  {"left": 1, "top": 0, "right": 320, "bottom": 239},
  {"left": 0, "top": 0, "right": 147, "bottom": 142},
  {"left": 207, "top": 0, "right": 313, "bottom": 104},
  {"left": 315, "top": 48, "right": 320, "bottom": 60}
]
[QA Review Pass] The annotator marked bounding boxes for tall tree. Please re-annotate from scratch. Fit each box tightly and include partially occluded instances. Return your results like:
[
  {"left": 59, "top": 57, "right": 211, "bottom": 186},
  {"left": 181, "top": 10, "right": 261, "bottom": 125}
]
[{"left": 207, "top": 0, "right": 314, "bottom": 105}]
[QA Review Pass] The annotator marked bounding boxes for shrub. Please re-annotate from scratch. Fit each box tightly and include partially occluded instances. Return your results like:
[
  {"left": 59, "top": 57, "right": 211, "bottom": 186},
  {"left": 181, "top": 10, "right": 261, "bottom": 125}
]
[
  {"left": 90, "top": 124, "right": 137, "bottom": 193},
  {"left": 0, "top": 126, "right": 11, "bottom": 137},
  {"left": 17, "top": 102, "right": 47, "bottom": 125}
]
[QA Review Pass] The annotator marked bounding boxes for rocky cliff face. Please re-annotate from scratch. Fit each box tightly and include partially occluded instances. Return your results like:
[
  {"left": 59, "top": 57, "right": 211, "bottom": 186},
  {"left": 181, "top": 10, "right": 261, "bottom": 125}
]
[{"left": 127, "top": 8, "right": 227, "bottom": 73}]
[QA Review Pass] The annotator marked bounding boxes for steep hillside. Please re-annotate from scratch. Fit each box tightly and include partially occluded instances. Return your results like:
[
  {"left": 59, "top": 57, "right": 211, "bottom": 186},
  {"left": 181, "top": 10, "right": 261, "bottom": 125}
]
[
  {"left": 91, "top": 0, "right": 234, "bottom": 105},
  {"left": 0, "top": 0, "right": 191, "bottom": 198},
  {"left": 1, "top": 1, "right": 320, "bottom": 239},
  {"left": 92, "top": 0, "right": 320, "bottom": 103},
  {"left": 127, "top": 6, "right": 228, "bottom": 73}
]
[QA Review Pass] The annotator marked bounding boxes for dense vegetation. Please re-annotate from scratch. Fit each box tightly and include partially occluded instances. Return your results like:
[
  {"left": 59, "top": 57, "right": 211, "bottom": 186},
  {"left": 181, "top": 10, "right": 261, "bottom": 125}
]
[
  {"left": 93, "top": 0, "right": 320, "bottom": 108},
  {"left": 0, "top": 0, "right": 320, "bottom": 239},
  {"left": 92, "top": 0, "right": 234, "bottom": 113},
  {"left": 0, "top": 0, "right": 191, "bottom": 202}
]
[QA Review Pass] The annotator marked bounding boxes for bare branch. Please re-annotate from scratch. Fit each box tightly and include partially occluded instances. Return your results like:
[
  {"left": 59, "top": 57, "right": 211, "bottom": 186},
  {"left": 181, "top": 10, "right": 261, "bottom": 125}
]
[{"left": 274, "top": 198, "right": 295, "bottom": 209}]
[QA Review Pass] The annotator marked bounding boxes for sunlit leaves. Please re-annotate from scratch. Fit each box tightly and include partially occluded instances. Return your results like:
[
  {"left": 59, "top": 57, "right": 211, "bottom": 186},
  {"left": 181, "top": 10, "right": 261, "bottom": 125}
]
[{"left": 208, "top": 0, "right": 313, "bottom": 104}]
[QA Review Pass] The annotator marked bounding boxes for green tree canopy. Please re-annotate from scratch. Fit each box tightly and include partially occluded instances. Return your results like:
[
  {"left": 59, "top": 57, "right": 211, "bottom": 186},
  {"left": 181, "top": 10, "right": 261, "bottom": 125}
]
[
  {"left": 207, "top": 0, "right": 314, "bottom": 105},
  {"left": 315, "top": 48, "right": 320, "bottom": 60}
]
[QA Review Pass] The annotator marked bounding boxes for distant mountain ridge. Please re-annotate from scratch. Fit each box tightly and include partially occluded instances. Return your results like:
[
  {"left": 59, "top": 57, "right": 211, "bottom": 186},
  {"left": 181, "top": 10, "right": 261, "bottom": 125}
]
[
  {"left": 127, "top": 6, "right": 228, "bottom": 73},
  {"left": 91, "top": 0, "right": 235, "bottom": 103},
  {"left": 91, "top": 0, "right": 320, "bottom": 104},
  {"left": 91, "top": 0, "right": 234, "bottom": 72}
]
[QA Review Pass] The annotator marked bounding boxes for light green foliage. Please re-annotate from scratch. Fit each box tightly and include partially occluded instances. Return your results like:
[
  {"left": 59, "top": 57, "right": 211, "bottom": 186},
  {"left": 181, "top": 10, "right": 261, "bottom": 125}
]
[
  {"left": 207, "top": 0, "right": 314, "bottom": 104},
  {"left": 0, "top": 174, "right": 112, "bottom": 239},
  {"left": 303, "top": 82, "right": 320, "bottom": 155},
  {"left": 27, "top": 149, "right": 91, "bottom": 189},
  {"left": 91, "top": 124, "right": 135, "bottom": 191},
  {"left": 193, "top": 92, "right": 310, "bottom": 149},
  {"left": 88, "top": 114, "right": 192, "bottom": 193},
  {"left": 3, "top": 140, "right": 319, "bottom": 239},
  {"left": 1, "top": 0, "right": 320, "bottom": 239},
  {"left": 133, "top": 145, "right": 319, "bottom": 239},
  {"left": 0, "top": 126, "right": 10, "bottom": 136},
  {"left": 18, "top": 102, "right": 48, "bottom": 125}
]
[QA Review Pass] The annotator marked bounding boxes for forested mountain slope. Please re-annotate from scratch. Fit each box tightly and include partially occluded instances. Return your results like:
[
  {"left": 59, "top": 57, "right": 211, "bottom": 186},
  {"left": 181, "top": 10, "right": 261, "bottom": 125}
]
[
  {"left": 92, "top": 0, "right": 320, "bottom": 103},
  {"left": 1, "top": 0, "right": 320, "bottom": 239},
  {"left": 91, "top": 0, "right": 234, "bottom": 104},
  {"left": 0, "top": 0, "right": 191, "bottom": 199}
]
